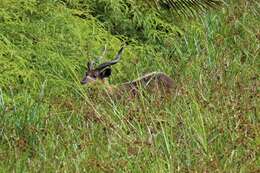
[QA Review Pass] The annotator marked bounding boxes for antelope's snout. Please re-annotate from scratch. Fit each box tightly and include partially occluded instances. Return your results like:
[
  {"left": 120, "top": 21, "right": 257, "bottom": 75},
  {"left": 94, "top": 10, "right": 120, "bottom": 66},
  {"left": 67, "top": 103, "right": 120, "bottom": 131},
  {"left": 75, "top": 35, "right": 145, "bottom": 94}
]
[
  {"left": 81, "top": 75, "right": 95, "bottom": 84},
  {"left": 80, "top": 76, "right": 88, "bottom": 84}
]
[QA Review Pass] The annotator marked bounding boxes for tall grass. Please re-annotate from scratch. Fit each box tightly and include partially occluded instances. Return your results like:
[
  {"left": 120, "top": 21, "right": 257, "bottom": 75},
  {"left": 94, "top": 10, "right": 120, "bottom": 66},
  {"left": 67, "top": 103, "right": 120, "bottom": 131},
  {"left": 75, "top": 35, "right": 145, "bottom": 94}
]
[{"left": 0, "top": 0, "right": 259, "bottom": 172}]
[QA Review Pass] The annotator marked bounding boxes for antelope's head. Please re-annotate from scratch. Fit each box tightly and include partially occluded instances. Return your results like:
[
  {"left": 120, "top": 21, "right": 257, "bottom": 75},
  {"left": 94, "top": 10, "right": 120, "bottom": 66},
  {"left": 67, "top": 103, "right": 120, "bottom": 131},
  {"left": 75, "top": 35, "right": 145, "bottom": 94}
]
[{"left": 81, "top": 47, "right": 124, "bottom": 85}]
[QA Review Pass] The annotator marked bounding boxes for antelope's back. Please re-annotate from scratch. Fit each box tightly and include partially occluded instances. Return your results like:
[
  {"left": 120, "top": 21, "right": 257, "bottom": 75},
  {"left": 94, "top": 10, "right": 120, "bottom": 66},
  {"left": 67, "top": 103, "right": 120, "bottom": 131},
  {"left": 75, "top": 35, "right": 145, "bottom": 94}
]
[
  {"left": 143, "top": 72, "right": 175, "bottom": 94},
  {"left": 120, "top": 72, "right": 176, "bottom": 96}
]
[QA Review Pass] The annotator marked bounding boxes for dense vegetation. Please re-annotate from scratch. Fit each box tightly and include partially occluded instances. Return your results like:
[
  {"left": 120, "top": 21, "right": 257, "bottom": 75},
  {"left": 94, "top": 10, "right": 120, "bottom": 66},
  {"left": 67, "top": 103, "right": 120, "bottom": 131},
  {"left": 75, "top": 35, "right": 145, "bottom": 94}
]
[{"left": 0, "top": 0, "right": 259, "bottom": 172}]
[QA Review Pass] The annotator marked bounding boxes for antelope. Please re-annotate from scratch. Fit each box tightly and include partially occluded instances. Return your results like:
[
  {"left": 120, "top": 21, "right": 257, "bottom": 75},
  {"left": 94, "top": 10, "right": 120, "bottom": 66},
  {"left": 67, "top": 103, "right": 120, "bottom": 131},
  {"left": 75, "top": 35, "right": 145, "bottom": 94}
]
[{"left": 81, "top": 46, "right": 176, "bottom": 99}]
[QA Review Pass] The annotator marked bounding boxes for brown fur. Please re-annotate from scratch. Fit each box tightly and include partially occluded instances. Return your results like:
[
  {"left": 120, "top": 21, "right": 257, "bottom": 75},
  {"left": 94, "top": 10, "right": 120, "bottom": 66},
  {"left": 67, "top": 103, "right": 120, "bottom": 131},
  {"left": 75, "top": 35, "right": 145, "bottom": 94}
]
[{"left": 107, "top": 72, "right": 176, "bottom": 99}]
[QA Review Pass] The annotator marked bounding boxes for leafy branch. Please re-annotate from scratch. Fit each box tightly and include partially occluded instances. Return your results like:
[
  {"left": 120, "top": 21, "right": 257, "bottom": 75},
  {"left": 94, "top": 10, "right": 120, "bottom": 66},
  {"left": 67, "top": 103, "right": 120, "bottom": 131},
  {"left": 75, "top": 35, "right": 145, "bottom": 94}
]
[{"left": 141, "top": 0, "right": 223, "bottom": 17}]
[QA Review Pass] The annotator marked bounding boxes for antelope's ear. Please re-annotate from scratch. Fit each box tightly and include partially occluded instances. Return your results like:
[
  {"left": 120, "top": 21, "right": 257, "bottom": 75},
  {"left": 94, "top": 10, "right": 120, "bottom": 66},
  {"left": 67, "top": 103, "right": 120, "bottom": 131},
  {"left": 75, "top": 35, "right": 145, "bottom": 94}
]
[{"left": 100, "top": 68, "right": 112, "bottom": 79}]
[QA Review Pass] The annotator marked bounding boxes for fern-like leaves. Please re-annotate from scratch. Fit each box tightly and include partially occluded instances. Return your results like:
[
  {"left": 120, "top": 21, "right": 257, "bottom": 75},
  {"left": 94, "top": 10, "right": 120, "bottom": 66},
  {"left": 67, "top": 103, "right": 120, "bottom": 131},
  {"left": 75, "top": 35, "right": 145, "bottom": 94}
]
[{"left": 143, "top": 0, "right": 223, "bottom": 17}]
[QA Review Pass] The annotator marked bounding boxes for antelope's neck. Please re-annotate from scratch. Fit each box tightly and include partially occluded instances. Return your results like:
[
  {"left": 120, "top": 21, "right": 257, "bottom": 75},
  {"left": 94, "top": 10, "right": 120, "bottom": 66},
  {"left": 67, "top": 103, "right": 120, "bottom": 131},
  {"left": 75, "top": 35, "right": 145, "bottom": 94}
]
[{"left": 101, "top": 79, "right": 114, "bottom": 93}]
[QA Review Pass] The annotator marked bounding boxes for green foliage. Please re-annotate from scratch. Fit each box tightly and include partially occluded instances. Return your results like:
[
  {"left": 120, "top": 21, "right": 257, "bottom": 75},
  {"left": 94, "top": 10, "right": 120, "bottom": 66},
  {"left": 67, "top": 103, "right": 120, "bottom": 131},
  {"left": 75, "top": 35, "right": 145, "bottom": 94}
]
[
  {"left": 141, "top": 0, "right": 223, "bottom": 16},
  {"left": 0, "top": 0, "right": 259, "bottom": 172}
]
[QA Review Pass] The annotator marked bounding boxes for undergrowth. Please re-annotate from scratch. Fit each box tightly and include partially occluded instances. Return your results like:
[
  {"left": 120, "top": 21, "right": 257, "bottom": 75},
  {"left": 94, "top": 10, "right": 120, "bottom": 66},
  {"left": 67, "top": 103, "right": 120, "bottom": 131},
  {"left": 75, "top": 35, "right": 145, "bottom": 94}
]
[{"left": 0, "top": 0, "right": 259, "bottom": 172}]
